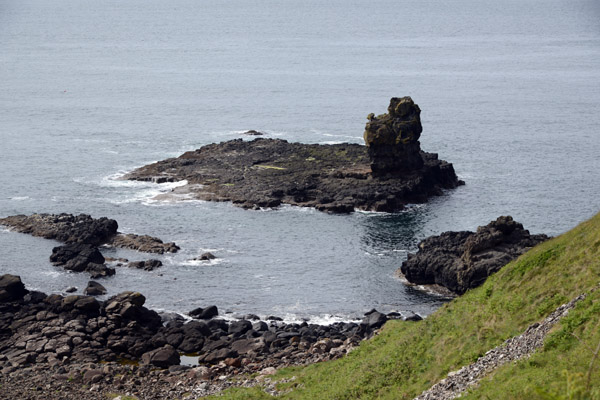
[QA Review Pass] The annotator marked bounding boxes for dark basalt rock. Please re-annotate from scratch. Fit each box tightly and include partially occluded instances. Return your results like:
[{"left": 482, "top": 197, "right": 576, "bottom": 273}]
[
  {"left": 0, "top": 274, "right": 394, "bottom": 374},
  {"left": 0, "top": 275, "right": 28, "bottom": 302},
  {"left": 189, "top": 305, "right": 219, "bottom": 320},
  {"left": 108, "top": 233, "right": 180, "bottom": 254},
  {"left": 242, "top": 130, "right": 265, "bottom": 136},
  {"left": 140, "top": 345, "right": 180, "bottom": 368},
  {"left": 195, "top": 252, "right": 216, "bottom": 261},
  {"left": 364, "top": 96, "right": 424, "bottom": 174},
  {"left": 0, "top": 213, "right": 117, "bottom": 245},
  {"left": 84, "top": 281, "right": 107, "bottom": 296},
  {"left": 126, "top": 259, "right": 163, "bottom": 271},
  {"left": 399, "top": 216, "right": 549, "bottom": 294},
  {"left": 362, "top": 310, "right": 388, "bottom": 329},
  {"left": 0, "top": 213, "right": 179, "bottom": 254},
  {"left": 50, "top": 243, "right": 115, "bottom": 278},
  {"left": 123, "top": 98, "right": 462, "bottom": 213}
]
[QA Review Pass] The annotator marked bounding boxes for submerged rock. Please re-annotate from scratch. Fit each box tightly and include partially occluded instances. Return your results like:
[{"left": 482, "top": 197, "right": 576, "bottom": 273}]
[
  {"left": 195, "top": 252, "right": 216, "bottom": 261},
  {"left": 399, "top": 216, "right": 549, "bottom": 294},
  {"left": 123, "top": 98, "right": 462, "bottom": 213},
  {"left": 108, "top": 233, "right": 180, "bottom": 254},
  {"left": 84, "top": 281, "right": 107, "bottom": 296},
  {"left": 242, "top": 130, "right": 265, "bottom": 136},
  {"left": 126, "top": 259, "right": 163, "bottom": 271}
]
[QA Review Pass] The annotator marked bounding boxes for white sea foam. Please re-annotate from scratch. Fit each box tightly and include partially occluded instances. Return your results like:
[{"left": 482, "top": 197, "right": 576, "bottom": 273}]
[
  {"left": 318, "top": 140, "right": 345, "bottom": 145},
  {"left": 180, "top": 258, "right": 224, "bottom": 267},
  {"left": 8, "top": 196, "right": 30, "bottom": 201}
]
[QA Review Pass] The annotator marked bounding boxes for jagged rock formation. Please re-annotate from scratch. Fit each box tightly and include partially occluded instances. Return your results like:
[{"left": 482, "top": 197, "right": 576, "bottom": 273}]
[
  {"left": 124, "top": 98, "right": 462, "bottom": 213},
  {"left": 364, "top": 96, "right": 424, "bottom": 174},
  {"left": 0, "top": 213, "right": 179, "bottom": 254},
  {"left": 400, "top": 216, "right": 549, "bottom": 294},
  {"left": 0, "top": 213, "right": 117, "bottom": 246}
]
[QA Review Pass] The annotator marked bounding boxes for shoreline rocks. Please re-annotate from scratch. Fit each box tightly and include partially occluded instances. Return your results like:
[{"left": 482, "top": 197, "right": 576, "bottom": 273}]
[
  {"left": 0, "top": 213, "right": 179, "bottom": 254},
  {"left": 0, "top": 213, "right": 180, "bottom": 278},
  {"left": 0, "top": 274, "right": 423, "bottom": 398},
  {"left": 399, "top": 216, "right": 549, "bottom": 294},
  {"left": 0, "top": 274, "right": 420, "bottom": 370},
  {"left": 123, "top": 98, "right": 463, "bottom": 213}
]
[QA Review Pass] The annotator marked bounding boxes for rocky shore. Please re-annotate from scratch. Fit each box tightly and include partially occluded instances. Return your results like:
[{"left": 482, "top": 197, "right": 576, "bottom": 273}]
[
  {"left": 124, "top": 97, "right": 463, "bottom": 213},
  {"left": 399, "top": 216, "right": 549, "bottom": 294},
  {"left": 0, "top": 274, "right": 420, "bottom": 399}
]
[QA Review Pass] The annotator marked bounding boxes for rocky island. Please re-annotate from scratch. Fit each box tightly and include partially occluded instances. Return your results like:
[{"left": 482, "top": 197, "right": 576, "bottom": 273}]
[{"left": 124, "top": 97, "right": 463, "bottom": 213}]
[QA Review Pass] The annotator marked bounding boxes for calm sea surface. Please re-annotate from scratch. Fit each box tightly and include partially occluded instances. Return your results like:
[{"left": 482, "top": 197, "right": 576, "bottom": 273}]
[{"left": 1, "top": 0, "right": 599, "bottom": 321}]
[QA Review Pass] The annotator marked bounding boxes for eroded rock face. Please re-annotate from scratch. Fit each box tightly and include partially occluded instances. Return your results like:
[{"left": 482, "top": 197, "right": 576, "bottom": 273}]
[
  {"left": 399, "top": 216, "right": 549, "bottom": 294},
  {"left": 364, "top": 97, "right": 425, "bottom": 174}
]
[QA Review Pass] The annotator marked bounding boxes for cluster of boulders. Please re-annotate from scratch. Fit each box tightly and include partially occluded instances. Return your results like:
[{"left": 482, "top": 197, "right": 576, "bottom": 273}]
[
  {"left": 0, "top": 274, "right": 421, "bottom": 380},
  {"left": 400, "top": 216, "right": 549, "bottom": 294},
  {"left": 0, "top": 213, "right": 179, "bottom": 278}
]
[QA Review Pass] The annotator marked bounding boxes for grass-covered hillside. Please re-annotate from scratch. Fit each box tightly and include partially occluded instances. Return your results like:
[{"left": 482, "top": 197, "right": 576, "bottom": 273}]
[{"left": 210, "top": 211, "right": 600, "bottom": 399}]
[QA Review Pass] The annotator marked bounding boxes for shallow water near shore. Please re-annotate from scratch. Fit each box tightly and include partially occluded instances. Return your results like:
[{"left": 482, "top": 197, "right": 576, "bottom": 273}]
[{"left": 1, "top": 0, "right": 600, "bottom": 321}]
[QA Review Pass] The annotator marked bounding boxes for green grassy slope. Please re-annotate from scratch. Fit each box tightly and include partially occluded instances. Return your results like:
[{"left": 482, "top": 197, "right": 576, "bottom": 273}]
[{"left": 210, "top": 212, "right": 600, "bottom": 399}]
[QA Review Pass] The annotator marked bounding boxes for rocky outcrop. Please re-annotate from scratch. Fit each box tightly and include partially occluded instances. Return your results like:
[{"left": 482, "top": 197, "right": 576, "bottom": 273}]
[
  {"left": 126, "top": 259, "right": 163, "bottom": 271},
  {"left": 364, "top": 96, "right": 424, "bottom": 174},
  {"left": 108, "top": 233, "right": 180, "bottom": 254},
  {"left": 242, "top": 130, "right": 265, "bottom": 136},
  {"left": 84, "top": 281, "right": 107, "bottom": 296},
  {"left": 123, "top": 98, "right": 462, "bottom": 213},
  {"left": 49, "top": 243, "right": 115, "bottom": 278},
  {"left": 399, "top": 216, "right": 549, "bottom": 294},
  {"left": 0, "top": 213, "right": 117, "bottom": 245},
  {"left": 0, "top": 213, "right": 179, "bottom": 253}
]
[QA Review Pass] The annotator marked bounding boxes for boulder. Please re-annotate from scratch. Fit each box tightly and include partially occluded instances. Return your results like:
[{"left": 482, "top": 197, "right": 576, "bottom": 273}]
[
  {"left": 242, "top": 130, "right": 265, "bottom": 136},
  {"left": 189, "top": 305, "right": 218, "bottom": 320},
  {"left": 126, "top": 259, "right": 163, "bottom": 271},
  {"left": 49, "top": 243, "right": 106, "bottom": 273},
  {"left": 140, "top": 345, "right": 180, "bottom": 368},
  {"left": 0, "top": 274, "right": 28, "bottom": 302},
  {"left": 362, "top": 310, "right": 387, "bottom": 329},
  {"left": 196, "top": 252, "right": 216, "bottom": 261},
  {"left": 108, "top": 233, "right": 179, "bottom": 254},
  {"left": 400, "top": 216, "right": 549, "bottom": 294},
  {"left": 363, "top": 97, "right": 424, "bottom": 174},
  {"left": 228, "top": 320, "right": 252, "bottom": 336},
  {"left": 84, "top": 281, "right": 107, "bottom": 296}
]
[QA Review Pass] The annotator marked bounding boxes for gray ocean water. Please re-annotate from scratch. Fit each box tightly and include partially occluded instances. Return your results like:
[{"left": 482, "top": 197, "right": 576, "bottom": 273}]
[{"left": 1, "top": 0, "right": 599, "bottom": 322}]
